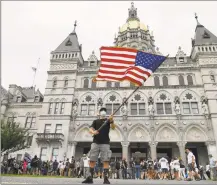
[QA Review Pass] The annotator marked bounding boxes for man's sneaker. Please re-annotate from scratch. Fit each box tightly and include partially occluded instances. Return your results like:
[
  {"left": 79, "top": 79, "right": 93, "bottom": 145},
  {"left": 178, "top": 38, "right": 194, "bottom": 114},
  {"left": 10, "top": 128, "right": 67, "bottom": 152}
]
[
  {"left": 82, "top": 176, "right": 93, "bottom": 184},
  {"left": 103, "top": 176, "right": 110, "bottom": 184}
]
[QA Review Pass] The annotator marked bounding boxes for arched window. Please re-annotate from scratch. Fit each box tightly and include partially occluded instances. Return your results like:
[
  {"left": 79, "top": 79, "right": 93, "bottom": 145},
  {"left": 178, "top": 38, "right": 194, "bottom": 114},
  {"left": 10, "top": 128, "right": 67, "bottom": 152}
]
[
  {"left": 162, "top": 76, "right": 168, "bottom": 86},
  {"left": 187, "top": 75, "right": 193, "bottom": 85},
  {"left": 83, "top": 78, "right": 89, "bottom": 88},
  {"left": 48, "top": 101, "right": 53, "bottom": 114},
  {"left": 130, "top": 92, "right": 146, "bottom": 115},
  {"left": 181, "top": 91, "right": 199, "bottom": 114},
  {"left": 210, "top": 75, "right": 215, "bottom": 83},
  {"left": 104, "top": 93, "right": 121, "bottom": 115},
  {"left": 52, "top": 78, "right": 57, "bottom": 88},
  {"left": 115, "top": 82, "right": 120, "bottom": 88},
  {"left": 80, "top": 94, "right": 96, "bottom": 116},
  {"left": 107, "top": 81, "right": 112, "bottom": 88},
  {"left": 179, "top": 75, "right": 185, "bottom": 85},
  {"left": 91, "top": 79, "right": 96, "bottom": 88},
  {"left": 154, "top": 76, "right": 160, "bottom": 87},
  {"left": 54, "top": 102, "right": 59, "bottom": 114},
  {"left": 155, "top": 92, "right": 172, "bottom": 115}
]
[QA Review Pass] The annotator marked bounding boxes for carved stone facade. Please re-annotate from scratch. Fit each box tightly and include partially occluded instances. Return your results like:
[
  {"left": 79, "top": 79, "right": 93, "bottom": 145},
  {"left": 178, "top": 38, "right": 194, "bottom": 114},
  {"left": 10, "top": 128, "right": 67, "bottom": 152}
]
[{"left": 1, "top": 3, "right": 217, "bottom": 166}]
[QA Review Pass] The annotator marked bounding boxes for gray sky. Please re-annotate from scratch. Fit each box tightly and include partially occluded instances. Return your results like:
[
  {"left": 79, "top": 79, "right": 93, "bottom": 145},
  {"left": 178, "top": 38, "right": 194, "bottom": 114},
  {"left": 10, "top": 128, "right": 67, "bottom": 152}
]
[{"left": 2, "top": 1, "right": 217, "bottom": 93}]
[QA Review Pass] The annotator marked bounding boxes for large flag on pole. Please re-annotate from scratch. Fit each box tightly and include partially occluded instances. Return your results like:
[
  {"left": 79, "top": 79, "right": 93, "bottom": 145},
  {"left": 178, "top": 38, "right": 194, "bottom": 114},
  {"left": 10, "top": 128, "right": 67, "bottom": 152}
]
[{"left": 95, "top": 47, "right": 167, "bottom": 86}]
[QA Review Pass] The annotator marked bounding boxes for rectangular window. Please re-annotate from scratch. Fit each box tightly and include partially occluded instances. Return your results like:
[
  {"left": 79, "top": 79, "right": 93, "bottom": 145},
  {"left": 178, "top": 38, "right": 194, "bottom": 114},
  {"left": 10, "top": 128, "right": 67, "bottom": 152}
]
[
  {"left": 54, "top": 103, "right": 59, "bottom": 114},
  {"left": 165, "top": 103, "right": 172, "bottom": 114},
  {"left": 131, "top": 103, "right": 137, "bottom": 115},
  {"left": 105, "top": 104, "right": 112, "bottom": 115},
  {"left": 182, "top": 102, "right": 190, "bottom": 114},
  {"left": 27, "top": 136, "right": 33, "bottom": 146},
  {"left": 156, "top": 103, "right": 164, "bottom": 114},
  {"left": 64, "top": 80, "right": 68, "bottom": 87},
  {"left": 44, "top": 124, "right": 51, "bottom": 133},
  {"left": 179, "top": 57, "right": 184, "bottom": 63},
  {"left": 16, "top": 97, "right": 21, "bottom": 102},
  {"left": 55, "top": 124, "right": 62, "bottom": 133},
  {"left": 113, "top": 104, "right": 120, "bottom": 115},
  {"left": 48, "top": 103, "right": 53, "bottom": 114},
  {"left": 81, "top": 104, "right": 87, "bottom": 115},
  {"left": 139, "top": 103, "right": 146, "bottom": 115},
  {"left": 60, "top": 103, "right": 65, "bottom": 114},
  {"left": 34, "top": 96, "right": 39, "bottom": 102},
  {"left": 25, "top": 117, "right": 32, "bottom": 128},
  {"left": 40, "top": 147, "right": 47, "bottom": 161},
  {"left": 52, "top": 148, "right": 59, "bottom": 160},
  {"left": 90, "top": 61, "right": 95, "bottom": 66},
  {"left": 88, "top": 104, "right": 95, "bottom": 116},
  {"left": 31, "top": 117, "right": 36, "bottom": 128},
  {"left": 17, "top": 154, "right": 22, "bottom": 161},
  {"left": 191, "top": 102, "right": 199, "bottom": 114}
]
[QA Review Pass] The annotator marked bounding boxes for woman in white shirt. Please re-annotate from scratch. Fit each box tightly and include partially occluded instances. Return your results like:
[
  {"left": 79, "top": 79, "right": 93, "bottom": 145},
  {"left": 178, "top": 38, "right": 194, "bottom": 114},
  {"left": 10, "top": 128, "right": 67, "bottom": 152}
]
[{"left": 173, "top": 157, "right": 180, "bottom": 180}]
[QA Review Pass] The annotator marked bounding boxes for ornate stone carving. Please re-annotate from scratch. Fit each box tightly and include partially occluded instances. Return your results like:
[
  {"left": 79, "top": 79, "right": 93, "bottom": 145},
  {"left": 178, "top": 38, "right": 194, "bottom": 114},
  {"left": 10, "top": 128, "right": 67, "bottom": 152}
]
[
  {"left": 148, "top": 96, "right": 154, "bottom": 116},
  {"left": 201, "top": 96, "right": 209, "bottom": 115},
  {"left": 109, "top": 129, "right": 122, "bottom": 142},
  {"left": 51, "top": 64, "right": 76, "bottom": 70},
  {"left": 121, "top": 97, "right": 128, "bottom": 119},
  {"left": 72, "top": 99, "right": 78, "bottom": 117},
  {"left": 174, "top": 96, "right": 181, "bottom": 115},
  {"left": 75, "top": 128, "right": 92, "bottom": 141},
  {"left": 97, "top": 98, "right": 103, "bottom": 114},
  {"left": 128, "top": 127, "right": 150, "bottom": 141},
  {"left": 186, "top": 127, "right": 206, "bottom": 141},
  {"left": 156, "top": 127, "right": 178, "bottom": 141}
]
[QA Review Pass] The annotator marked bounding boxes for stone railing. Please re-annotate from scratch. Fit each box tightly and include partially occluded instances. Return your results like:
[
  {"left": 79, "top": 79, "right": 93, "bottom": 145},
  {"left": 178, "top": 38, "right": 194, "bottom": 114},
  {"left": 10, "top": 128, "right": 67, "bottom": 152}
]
[{"left": 36, "top": 133, "right": 64, "bottom": 141}]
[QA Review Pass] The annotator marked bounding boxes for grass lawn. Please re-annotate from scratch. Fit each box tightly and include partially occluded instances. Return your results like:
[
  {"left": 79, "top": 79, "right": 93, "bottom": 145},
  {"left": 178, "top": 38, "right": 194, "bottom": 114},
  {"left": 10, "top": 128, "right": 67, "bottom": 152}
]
[{"left": 1, "top": 174, "right": 71, "bottom": 178}]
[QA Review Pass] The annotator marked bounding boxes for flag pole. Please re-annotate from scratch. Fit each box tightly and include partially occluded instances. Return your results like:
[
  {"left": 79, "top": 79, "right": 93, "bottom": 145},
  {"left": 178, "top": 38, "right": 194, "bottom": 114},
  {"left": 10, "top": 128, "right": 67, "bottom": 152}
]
[
  {"left": 96, "top": 54, "right": 169, "bottom": 133},
  {"left": 32, "top": 58, "right": 40, "bottom": 87}
]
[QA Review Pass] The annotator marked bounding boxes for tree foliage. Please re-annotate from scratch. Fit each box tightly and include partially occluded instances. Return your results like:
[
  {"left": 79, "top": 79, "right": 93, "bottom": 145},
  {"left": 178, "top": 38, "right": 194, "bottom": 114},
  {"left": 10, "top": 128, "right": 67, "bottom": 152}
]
[{"left": 1, "top": 119, "right": 30, "bottom": 155}]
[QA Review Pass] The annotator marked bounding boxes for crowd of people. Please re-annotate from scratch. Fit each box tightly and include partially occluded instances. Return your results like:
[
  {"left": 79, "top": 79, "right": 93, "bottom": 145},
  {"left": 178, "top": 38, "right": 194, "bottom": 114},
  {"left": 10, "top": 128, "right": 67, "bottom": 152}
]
[{"left": 1, "top": 149, "right": 217, "bottom": 181}]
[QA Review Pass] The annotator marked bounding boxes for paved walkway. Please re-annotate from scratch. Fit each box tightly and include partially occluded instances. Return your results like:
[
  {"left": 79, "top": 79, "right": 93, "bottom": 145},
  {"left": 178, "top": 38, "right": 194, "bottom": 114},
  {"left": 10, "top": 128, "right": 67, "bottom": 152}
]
[{"left": 1, "top": 176, "right": 217, "bottom": 184}]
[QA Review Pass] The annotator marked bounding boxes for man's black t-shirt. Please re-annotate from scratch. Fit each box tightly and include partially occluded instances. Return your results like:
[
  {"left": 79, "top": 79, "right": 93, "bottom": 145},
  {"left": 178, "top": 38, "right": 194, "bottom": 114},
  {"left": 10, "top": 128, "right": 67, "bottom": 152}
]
[{"left": 90, "top": 118, "right": 110, "bottom": 144}]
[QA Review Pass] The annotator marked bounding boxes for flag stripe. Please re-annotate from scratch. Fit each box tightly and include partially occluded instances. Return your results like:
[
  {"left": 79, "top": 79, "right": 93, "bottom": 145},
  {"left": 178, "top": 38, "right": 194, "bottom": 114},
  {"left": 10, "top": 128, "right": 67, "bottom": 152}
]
[
  {"left": 101, "top": 49, "right": 137, "bottom": 56},
  {"left": 101, "top": 46, "right": 137, "bottom": 53},
  {"left": 101, "top": 55, "right": 135, "bottom": 62},
  {"left": 101, "top": 52, "right": 136, "bottom": 59},
  {"left": 100, "top": 64, "right": 129, "bottom": 70}
]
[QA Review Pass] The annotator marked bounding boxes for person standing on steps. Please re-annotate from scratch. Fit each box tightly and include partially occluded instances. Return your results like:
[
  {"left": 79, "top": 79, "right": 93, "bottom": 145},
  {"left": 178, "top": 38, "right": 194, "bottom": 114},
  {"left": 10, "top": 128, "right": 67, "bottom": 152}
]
[{"left": 82, "top": 107, "right": 115, "bottom": 184}]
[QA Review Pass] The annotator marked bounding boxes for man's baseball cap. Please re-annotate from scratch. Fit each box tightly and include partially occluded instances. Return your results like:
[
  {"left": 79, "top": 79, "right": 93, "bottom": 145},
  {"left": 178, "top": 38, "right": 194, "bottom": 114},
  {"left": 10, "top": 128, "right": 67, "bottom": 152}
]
[{"left": 99, "top": 107, "right": 107, "bottom": 112}]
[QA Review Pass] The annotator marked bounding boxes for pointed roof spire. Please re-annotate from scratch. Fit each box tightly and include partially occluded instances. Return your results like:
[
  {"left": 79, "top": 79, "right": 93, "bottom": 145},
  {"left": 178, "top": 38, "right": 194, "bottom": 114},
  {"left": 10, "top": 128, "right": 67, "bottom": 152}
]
[
  {"left": 127, "top": 2, "right": 139, "bottom": 22},
  {"left": 73, "top": 20, "right": 77, "bottom": 33}
]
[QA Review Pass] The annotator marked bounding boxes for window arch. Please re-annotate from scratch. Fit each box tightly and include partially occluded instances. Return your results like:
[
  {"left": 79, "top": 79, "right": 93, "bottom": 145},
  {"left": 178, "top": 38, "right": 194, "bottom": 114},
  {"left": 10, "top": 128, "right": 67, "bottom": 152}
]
[
  {"left": 187, "top": 75, "right": 194, "bottom": 85},
  {"left": 180, "top": 91, "right": 199, "bottom": 114},
  {"left": 162, "top": 76, "right": 168, "bottom": 86},
  {"left": 154, "top": 91, "right": 173, "bottom": 115},
  {"left": 91, "top": 79, "right": 96, "bottom": 88},
  {"left": 52, "top": 77, "right": 57, "bottom": 88},
  {"left": 179, "top": 75, "right": 185, "bottom": 85},
  {"left": 129, "top": 92, "right": 146, "bottom": 115},
  {"left": 83, "top": 78, "right": 89, "bottom": 88},
  {"left": 107, "top": 81, "right": 112, "bottom": 88},
  {"left": 80, "top": 93, "right": 96, "bottom": 116},
  {"left": 103, "top": 92, "right": 122, "bottom": 115},
  {"left": 154, "top": 76, "right": 160, "bottom": 87}
]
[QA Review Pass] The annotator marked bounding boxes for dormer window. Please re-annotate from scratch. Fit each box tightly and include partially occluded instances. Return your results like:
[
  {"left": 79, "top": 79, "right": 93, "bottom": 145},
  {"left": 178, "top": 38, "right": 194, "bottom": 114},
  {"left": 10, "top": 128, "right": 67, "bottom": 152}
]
[
  {"left": 16, "top": 97, "right": 21, "bottom": 103},
  {"left": 65, "top": 39, "right": 72, "bottom": 46},
  {"left": 53, "top": 79, "right": 57, "bottom": 88},
  {"left": 203, "top": 32, "right": 210, "bottom": 38},
  {"left": 34, "top": 96, "right": 39, "bottom": 102},
  {"left": 179, "top": 57, "right": 184, "bottom": 63},
  {"left": 90, "top": 61, "right": 95, "bottom": 67}
]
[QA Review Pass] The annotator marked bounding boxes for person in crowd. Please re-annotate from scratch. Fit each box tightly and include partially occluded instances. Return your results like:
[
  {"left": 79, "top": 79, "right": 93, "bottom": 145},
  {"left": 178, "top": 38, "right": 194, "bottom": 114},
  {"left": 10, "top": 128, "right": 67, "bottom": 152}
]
[
  {"left": 83, "top": 154, "right": 90, "bottom": 179},
  {"left": 185, "top": 148, "right": 200, "bottom": 181},
  {"left": 64, "top": 158, "right": 70, "bottom": 176},
  {"left": 121, "top": 157, "right": 128, "bottom": 179},
  {"left": 31, "top": 155, "right": 39, "bottom": 175},
  {"left": 153, "top": 159, "right": 161, "bottom": 179},
  {"left": 22, "top": 159, "right": 28, "bottom": 174},
  {"left": 198, "top": 164, "right": 206, "bottom": 180},
  {"left": 69, "top": 156, "right": 76, "bottom": 177},
  {"left": 110, "top": 159, "right": 116, "bottom": 179},
  {"left": 115, "top": 159, "right": 121, "bottom": 179},
  {"left": 147, "top": 158, "right": 154, "bottom": 180},
  {"left": 209, "top": 154, "right": 217, "bottom": 181},
  {"left": 129, "top": 158, "right": 135, "bottom": 179},
  {"left": 205, "top": 162, "right": 211, "bottom": 179},
  {"left": 140, "top": 159, "right": 146, "bottom": 179},
  {"left": 179, "top": 158, "right": 185, "bottom": 180},
  {"left": 76, "top": 160, "right": 81, "bottom": 177},
  {"left": 52, "top": 160, "right": 58, "bottom": 176},
  {"left": 173, "top": 157, "right": 181, "bottom": 180},
  {"left": 159, "top": 156, "right": 169, "bottom": 180},
  {"left": 134, "top": 157, "right": 140, "bottom": 180}
]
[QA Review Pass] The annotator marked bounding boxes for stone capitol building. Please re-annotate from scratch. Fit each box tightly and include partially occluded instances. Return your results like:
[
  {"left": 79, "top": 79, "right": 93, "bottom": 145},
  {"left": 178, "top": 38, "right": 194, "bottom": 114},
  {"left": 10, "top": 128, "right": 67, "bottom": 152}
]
[{"left": 1, "top": 3, "right": 217, "bottom": 166}]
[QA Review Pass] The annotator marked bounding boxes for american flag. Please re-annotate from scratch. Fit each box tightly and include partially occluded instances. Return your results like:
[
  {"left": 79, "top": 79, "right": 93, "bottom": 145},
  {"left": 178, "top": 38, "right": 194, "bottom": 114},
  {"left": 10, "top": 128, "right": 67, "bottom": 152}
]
[{"left": 95, "top": 47, "right": 167, "bottom": 86}]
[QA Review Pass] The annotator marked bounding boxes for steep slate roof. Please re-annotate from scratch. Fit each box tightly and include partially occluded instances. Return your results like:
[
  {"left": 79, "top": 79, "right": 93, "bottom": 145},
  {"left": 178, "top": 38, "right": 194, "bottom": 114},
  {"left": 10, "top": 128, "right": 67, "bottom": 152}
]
[
  {"left": 1, "top": 85, "right": 8, "bottom": 100},
  {"left": 22, "top": 87, "right": 35, "bottom": 98},
  {"left": 53, "top": 32, "right": 80, "bottom": 52},
  {"left": 193, "top": 22, "right": 217, "bottom": 46}
]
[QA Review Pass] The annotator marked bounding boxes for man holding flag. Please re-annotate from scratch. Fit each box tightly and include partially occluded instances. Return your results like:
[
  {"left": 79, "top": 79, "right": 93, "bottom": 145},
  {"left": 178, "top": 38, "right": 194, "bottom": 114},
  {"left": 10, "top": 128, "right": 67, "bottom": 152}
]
[{"left": 82, "top": 46, "right": 167, "bottom": 184}]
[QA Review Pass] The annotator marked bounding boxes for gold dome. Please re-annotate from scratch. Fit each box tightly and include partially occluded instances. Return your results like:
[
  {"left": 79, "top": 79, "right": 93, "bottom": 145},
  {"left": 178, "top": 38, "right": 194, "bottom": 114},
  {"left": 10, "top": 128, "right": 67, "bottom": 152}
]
[{"left": 120, "top": 20, "right": 147, "bottom": 32}]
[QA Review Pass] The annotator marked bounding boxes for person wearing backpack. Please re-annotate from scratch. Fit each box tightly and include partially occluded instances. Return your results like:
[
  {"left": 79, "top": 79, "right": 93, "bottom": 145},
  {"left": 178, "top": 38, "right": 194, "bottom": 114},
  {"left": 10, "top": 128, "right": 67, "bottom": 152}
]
[
  {"left": 69, "top": 156, "right": 76, "bottom": 177},
  {"left": 65, "top": 158, "right": 70, "bottom": 176}
]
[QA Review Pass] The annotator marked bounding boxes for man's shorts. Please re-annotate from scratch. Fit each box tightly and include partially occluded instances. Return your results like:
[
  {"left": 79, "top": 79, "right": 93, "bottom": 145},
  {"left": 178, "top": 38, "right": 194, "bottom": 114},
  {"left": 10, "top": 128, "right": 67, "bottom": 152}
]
[
  {"left": 88, "top": 143, "right": 112, "bottom": 162},
  {"left": 188, "top": 163, "right": 195, "bottom": 171},
  {"left": 161, "top": 168, "right": 168, "bottom": 173}
]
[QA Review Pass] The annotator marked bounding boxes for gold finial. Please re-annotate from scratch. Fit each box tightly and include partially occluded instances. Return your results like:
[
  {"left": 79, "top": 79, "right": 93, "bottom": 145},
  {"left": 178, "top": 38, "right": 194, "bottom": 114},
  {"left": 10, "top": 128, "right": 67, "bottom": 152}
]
[{"left": 73, "top": 20, "right": 77, "bottom": 32}]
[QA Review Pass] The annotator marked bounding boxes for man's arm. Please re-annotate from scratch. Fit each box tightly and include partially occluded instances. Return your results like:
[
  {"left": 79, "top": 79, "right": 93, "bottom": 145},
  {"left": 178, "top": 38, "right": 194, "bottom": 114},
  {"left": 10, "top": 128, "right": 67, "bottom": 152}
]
[{"left": 89, "top": 120, "right": 99, "bottom": 135}]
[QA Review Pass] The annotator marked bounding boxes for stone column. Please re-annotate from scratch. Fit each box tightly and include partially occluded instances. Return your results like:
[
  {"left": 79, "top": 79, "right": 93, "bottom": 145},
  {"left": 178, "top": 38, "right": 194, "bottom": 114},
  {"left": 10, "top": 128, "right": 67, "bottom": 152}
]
[
  {"left": 149, "top": 142, "right": 157, "bottom": 160},
  {"left": 177, "top": 141, "right": 187, "bottom": 165},
  {"left": 205, "top": 141, "right": 217, "bottom": 158},
  {"left": 68, "top": 141, "right": 77, "bottom": 158},
  {"left": 121, "top": 141, "right": 130, "bottom": 161}
]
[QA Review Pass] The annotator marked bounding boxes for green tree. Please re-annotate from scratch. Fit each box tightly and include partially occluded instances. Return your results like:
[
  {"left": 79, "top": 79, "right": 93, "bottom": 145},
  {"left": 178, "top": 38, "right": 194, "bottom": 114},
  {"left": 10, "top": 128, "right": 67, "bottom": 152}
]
[{"left": 1, "top": 119, "right": 30, "bottom": 155}]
